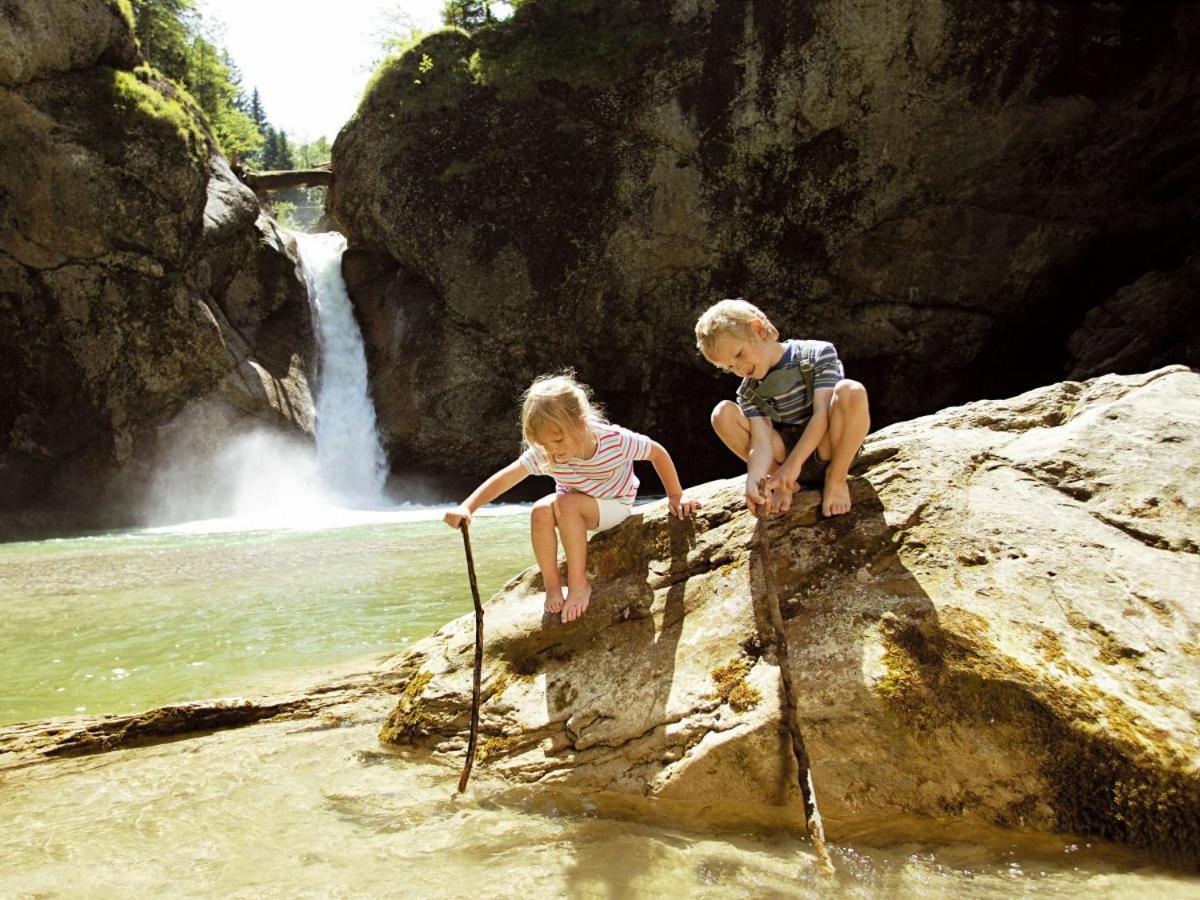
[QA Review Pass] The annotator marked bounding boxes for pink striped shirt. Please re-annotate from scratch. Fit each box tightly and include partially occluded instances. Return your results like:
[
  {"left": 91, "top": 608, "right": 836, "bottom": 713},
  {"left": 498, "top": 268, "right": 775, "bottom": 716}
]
[{"left": 519, "top": 424, "right": 653, "bottom": 502}]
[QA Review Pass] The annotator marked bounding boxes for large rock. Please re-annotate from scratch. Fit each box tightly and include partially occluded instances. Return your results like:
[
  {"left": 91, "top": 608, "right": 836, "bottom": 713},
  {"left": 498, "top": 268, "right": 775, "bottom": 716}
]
[
  {"left": 331, "top": 1, "right": 1200, "bottom": 491},
  {"left": 0, "top": 3, "right": 315, "bottom": 536},
  {"left": 380, "top": 366, "right": 1200, "bottom": 866}
]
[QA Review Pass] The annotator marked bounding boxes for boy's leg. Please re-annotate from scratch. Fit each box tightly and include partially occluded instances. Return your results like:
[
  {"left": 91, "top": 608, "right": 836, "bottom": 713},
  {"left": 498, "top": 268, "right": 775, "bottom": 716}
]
[
  {"left": 819, "top": 380, "right": 870, "bottom": 517},
  {"left": 553, "top": 492, "right": 600, "bottom": 623},
  {"left": 711, "top": 400, "right": 788, "bottom": 464},
  {"left": 531, "top": 495, "right": 565, "bottom": 614}
]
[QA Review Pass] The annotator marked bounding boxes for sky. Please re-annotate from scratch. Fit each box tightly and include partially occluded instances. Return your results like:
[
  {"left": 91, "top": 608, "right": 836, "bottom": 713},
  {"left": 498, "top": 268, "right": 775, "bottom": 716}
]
[{"left": 198, "top": 0, "right": 449, "bottom": 142}]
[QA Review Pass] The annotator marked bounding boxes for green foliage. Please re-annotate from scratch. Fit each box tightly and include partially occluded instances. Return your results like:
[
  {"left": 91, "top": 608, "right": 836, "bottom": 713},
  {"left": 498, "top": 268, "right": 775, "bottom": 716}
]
[
  {"left": 361, "top": 28, "right": 476, "bottom": 118},
  {"left": 106, "top": 66, "right": 206, "bottom": 161},
  {"left": 472, "top": 0, "right": 664, "bottom": 100},
  {"left": 129, "top": 0, "right": 260, "bottom": 160},
  {"left": 442, "top": 0, "right": 496, "bottom": 32}
]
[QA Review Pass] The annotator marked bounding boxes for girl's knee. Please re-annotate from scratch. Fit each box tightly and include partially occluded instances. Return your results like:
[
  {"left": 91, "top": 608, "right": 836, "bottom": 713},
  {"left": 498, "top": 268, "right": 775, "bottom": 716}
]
[
  {"left": 554, "top": 492, "right": 590, "bottom": 520},
  {"left": 531, "top": 497, "right": 557, "bottom": 528}
]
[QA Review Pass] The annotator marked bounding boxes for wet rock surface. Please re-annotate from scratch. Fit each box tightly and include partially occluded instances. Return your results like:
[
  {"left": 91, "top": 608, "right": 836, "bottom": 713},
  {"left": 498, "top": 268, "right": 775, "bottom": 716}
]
[
  {"left": 0, "top": 2, "right": 315, "bottom": 537},
  {"left": 331, "top": 0, "right": 1200, "bottom": 491},
  {"left": 378, "top": 367, "right": 1200, "bottom": 866}
]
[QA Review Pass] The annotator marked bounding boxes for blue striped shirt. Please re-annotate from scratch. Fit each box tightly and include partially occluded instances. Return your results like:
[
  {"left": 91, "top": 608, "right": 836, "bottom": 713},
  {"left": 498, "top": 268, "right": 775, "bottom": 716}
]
[{"left": 737, "top": 339, "right": 844, "bottom": 423}]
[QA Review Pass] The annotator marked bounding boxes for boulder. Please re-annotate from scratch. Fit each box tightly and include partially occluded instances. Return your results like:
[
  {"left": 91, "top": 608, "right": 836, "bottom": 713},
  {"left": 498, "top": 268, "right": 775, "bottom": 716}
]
[
  {"left": 380, "top": 366, "right": 1200, "bottom": 866},
  {"left": 0, "top": 5, "right": 315, "bottom": 535},
  {"left": 331, "top": 0, "right": 1200, "bottom": 491}
]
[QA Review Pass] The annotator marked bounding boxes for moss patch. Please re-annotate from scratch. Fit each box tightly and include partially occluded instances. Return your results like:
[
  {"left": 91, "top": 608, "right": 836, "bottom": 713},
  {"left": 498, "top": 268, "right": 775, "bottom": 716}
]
[
  {"left": 479, "top": 734, "right": 519, "bottom": 761},
  {"left": 711, "top": 657, "right": 762, "bottom": 712},
  {"left": 873, "top": 616, "right": 1200, "bottom": 865},
  {"left": 379, "top": 669, "right": 435, "bottom": 745}
]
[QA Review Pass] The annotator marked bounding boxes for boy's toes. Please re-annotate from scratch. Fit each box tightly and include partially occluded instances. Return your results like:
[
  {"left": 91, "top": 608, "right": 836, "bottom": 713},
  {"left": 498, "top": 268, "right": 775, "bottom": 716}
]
[
  {"left": 544, "top": 592, "right": 564, "bottom": 614},
  {"left": 822, "top": 479, "right": 853, "bottom": 517}
]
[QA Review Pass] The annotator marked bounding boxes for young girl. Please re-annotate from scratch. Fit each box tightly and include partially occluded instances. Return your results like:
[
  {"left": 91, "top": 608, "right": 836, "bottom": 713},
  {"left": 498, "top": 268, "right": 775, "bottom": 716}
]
[{"left": 444, "top": 372, "right": 700, "bottom": 624}]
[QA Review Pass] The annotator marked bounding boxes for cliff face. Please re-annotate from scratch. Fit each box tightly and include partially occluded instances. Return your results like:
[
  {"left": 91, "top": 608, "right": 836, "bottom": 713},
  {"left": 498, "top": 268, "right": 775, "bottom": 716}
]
[
  {"left": 379, "top": 366, "right": 1200, "bottom": 867},
  {"left": 0, "top": 0, "right": 315, "bottom": 536},
  {"left": 331, "top": 0, "right": 1200, "bottom": 491}
]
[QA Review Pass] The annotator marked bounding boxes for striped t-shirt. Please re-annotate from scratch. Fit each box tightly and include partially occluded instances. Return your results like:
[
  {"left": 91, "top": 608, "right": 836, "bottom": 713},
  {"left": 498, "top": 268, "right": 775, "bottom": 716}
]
[
  {"left": 519, "top": 424, "right": 653, "bottom": 502},
  {"left": 738, "top": 339, "right": 844, "bottom": 423}
]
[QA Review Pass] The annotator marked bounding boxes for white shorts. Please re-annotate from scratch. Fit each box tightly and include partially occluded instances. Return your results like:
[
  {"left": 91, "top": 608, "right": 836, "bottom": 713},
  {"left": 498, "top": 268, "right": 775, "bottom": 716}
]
[{"left": 592, "top": 496, "right": 635, "bottom": 533}]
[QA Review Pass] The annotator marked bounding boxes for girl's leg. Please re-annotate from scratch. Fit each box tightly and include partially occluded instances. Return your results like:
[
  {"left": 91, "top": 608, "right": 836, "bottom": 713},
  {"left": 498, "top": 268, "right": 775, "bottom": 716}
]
[
  {"left": 531, "top": 495, "right": 565, "bottom": 613},
  {"left": 711, "top": 400, "right": 788, "bottom": 465},
  {"left": 553, "top": 492, "right": 600, "bottom": 623},
  {"left": 820, "top": 379, "right": 870, "bottom": 517}
]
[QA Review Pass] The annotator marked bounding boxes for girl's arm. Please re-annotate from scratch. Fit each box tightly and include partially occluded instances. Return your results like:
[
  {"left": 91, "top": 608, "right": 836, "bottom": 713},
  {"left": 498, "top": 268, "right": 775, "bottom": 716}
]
[
  {"left": 444, "top": 460, "right": 530, "bottom": 529},
  {"left": 648, "top": 441, "right": 701, "bottom": 519}
]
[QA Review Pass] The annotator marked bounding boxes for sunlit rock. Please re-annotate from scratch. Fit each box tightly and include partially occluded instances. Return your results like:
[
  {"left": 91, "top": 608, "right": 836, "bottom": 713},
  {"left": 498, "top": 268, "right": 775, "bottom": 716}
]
[{"left": 381, "top": 367, "right": 1200, "bottom": 866}]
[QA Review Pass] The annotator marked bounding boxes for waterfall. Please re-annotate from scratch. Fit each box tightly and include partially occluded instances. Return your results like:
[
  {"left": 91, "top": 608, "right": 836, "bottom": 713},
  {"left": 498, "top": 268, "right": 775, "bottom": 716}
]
[
  {"left": 141, "top": 230, "right": 393, "bottom": 531},
  {"left": 295, "top": 231, "right": 388, "bottom": 505}
]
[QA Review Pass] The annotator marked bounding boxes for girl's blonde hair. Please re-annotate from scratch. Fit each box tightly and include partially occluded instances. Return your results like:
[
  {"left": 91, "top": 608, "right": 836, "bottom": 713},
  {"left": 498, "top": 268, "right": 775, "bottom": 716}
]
[
  {"left": 520, "top": 370, "right": 607, "bottom": 448},
  {"left": 694, "top": 298, "right": 779, "bottom": 361}
]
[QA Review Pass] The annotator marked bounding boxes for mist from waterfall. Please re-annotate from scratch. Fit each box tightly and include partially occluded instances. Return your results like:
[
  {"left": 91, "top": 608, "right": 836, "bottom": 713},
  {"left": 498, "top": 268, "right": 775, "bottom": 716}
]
[{"left": 141, "top": 230, "right": 395, "bottom": 532}]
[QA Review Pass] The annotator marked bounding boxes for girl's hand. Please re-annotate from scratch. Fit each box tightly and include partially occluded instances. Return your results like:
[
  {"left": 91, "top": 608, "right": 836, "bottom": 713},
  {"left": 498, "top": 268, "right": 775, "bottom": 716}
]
[
  {"left": 668, "top": 493, "right": 702, "bottom": 520},
  {"left": 443, "top": 504, "right": 473, "bottom": 530}
]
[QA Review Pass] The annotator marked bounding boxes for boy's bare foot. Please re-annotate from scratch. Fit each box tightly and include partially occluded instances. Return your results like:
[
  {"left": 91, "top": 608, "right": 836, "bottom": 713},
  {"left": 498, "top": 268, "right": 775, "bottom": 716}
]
[
  {"left": 544, "top": 586, "right": 565, "bottom": 615},
  {"left": 561, "top": 582, "right": 592, "bottom": 623},
  {"left": 822, "top": 475, "right": 852, "bottom": 517}
]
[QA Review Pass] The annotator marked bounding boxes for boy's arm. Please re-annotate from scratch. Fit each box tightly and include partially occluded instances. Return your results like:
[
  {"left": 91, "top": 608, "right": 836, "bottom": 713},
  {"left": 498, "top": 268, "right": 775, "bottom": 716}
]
[
  {"left": 769, "top": 386, "right": 834, "bottom": 512},
  {"left": 647, "top": 441, "right": 701, "bottom": 519},
  {"left": 444, "top": 460, "right": 530, "bottom": 529},
  {"left": 745, "top": 416, "right": 776, "bottom": 515}
]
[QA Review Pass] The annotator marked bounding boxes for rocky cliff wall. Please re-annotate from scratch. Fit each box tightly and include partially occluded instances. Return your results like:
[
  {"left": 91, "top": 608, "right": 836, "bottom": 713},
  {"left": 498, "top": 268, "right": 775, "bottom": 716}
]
[
  {"left": 331, "top": 0, "right": 1200, "bottom": 492},
  {"left": 0, "top": 0, "right": 316, "bottom": 536}
]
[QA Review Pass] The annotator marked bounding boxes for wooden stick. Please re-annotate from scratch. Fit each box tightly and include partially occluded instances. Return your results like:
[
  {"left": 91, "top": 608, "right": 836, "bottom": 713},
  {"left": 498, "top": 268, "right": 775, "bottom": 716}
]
[
  {"left": 457, "top": 521, "right": 485, "bottom": 794},
  {"left": 756, "top": 479, "right": 836, "bottom": 876}
]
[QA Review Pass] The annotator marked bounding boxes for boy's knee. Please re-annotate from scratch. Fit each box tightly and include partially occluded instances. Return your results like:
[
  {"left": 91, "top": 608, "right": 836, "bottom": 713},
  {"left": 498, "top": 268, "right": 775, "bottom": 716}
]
[
  {"left": 711, "top": 399, "right": 739, "bottom": 429},
  {"left": 835, "top": 379, "right": 868, "bottom": 407}
]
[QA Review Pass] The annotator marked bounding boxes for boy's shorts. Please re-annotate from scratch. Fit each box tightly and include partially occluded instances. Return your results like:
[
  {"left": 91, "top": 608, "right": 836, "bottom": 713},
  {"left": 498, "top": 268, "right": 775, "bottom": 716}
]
[
  {"left": 592, "top": 496, "right": 635, "bottom": 533},
  {"left": 776, "top": 422, "right": 831, "bottom": 487}
]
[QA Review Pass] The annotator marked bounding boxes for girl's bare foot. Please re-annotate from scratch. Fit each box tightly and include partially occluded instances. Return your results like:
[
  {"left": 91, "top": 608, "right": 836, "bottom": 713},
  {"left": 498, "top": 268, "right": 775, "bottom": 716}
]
[
  {"left": 544, "top": 586, "right": 565, "bottom": 614},
  {"left": 561, "top": 582, "right": 592, "bottom": 623},
  {"left": 822, "top": 475, "right": 852, "bottom": 517}
]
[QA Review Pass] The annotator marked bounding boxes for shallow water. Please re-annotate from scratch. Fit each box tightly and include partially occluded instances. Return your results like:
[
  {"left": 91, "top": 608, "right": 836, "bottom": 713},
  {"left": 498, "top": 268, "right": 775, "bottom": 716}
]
[
  {"left": 1, "top": 710, "right": 1195, "bottom": 898},
  {"left": 2, "top": 512, "right": 1197, "bottom": 896},
  {"left": 0, "top": 508, "right": 532, "bottom": 725}
]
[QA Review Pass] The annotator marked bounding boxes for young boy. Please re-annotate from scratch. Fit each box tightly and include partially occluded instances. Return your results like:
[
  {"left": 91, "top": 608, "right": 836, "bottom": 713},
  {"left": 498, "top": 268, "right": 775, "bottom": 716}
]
[{"left": 695, "top": 298, "right": 870, "bottom": 517}]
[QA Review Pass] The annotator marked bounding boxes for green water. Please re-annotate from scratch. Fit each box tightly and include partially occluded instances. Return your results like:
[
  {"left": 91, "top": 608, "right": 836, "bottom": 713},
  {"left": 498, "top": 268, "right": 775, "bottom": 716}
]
[{"left": 0, "top": 511, "right": 532, "bottom": 725}]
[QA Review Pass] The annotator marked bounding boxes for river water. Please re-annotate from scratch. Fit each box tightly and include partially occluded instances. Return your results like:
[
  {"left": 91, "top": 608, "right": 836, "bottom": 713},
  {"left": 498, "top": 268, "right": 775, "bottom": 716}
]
[
  {"left": 2, "top": 235, "right": 1196, "bottom": 893},
  {"left": 2, "top": 519, "right": 1197, "bottom": 897}
]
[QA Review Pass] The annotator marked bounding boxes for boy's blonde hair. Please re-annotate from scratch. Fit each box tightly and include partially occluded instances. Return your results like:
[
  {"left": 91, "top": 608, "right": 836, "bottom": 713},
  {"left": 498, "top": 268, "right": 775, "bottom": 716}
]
[
  {"left": 520, "top": 371, "right": 606, "bottom": 448},
  {"left": 694, "top": 298, "right": 779, "bottom": 361}
]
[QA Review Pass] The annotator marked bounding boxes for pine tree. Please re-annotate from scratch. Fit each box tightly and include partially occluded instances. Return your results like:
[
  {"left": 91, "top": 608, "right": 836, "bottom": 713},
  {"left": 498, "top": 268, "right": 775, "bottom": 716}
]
[{"left": 441, "top": 0, "right": 494, "bottom": 31}]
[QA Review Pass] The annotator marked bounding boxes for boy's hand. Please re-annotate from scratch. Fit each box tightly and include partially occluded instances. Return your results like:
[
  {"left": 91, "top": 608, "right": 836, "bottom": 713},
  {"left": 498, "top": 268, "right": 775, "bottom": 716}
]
[
  {"left": 443, "top": 504, "right": 473, "bottom": 530},
  {"left": 745, "top": 479, "right": 768, "bottom": 516},
  {"left": 668, "top": 493, "right": 702, "bottom": 520},
  {"left": 765, "top": 469, "right": 801, "bottom": 513}
]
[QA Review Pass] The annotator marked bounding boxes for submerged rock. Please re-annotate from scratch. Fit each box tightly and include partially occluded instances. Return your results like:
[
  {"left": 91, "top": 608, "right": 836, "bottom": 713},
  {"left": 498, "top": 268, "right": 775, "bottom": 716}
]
[
  {"left": 380, "top": 366, "right": 1200, "bottom": 866},
  {"left": 331, "top": 0, "right": 1200, "bottom": 490},
  {"left": 0, "top": 2, "right": 315, "bottom": 536}
]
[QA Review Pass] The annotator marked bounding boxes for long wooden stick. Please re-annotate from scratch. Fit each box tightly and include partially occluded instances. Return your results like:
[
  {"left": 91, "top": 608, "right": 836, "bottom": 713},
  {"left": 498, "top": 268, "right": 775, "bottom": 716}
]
[
  {"left": 457, "top": 521, "right": 485, "bottom": 793},
  {"left": 756, "top": 480, "right": 836, "bottom": 876}
]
